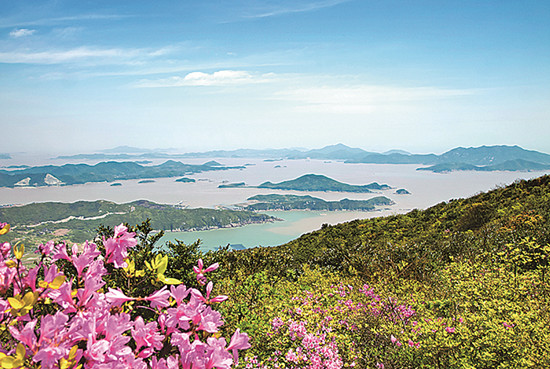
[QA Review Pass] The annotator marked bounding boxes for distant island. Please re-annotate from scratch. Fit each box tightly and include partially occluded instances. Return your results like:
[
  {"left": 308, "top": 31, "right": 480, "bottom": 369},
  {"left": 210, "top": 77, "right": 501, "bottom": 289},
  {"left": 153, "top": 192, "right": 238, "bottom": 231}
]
[
  {"left": 417, "top": 159, "right": 550, "bottom": 173},
  {"left": 0, "top": 153, "right": 11, "bottom": 159},
  {"left": 110, "top": 182, "right": 123, "bottom": 186},
  {"left": 257, "top": 174, "right": 391, "bottom": 193},
  {"left": 346, "top": 145, "right": 550, "bottom": 171},
  {"left": 395, "top": 188, "right": 411, "bottom": 195},
  {"left": 218, "top": 182, "right": 246, "bottom": 188},
  {"left": 1, "top": 200, "right": 278, "bottom": 244},
  {"left": 0, "top": 160, "right": 244, "bottom": 188},
  {"left": 243, "top": 194, "right": 394, "bottom": 211},
  {"left": 51, "top": 144, "right": 550, "bottom": 174},
  {"left": 175, "top": 177, "right": 196, "bottom": 183}
]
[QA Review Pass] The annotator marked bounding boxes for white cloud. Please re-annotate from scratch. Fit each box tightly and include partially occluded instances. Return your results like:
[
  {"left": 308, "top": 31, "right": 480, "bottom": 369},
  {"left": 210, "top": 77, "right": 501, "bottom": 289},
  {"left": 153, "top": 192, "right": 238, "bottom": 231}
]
[
  {"left": 0, "top": 46, "right": 169, "bottom": 65},
  {"left": 9, "top": 28, "right": 36, "bottom": 38},
  {"left": 243, "top": 0, "right": 352, "bottom": 19},
  {"left": 135, "top": 70, "right": 275, "bottom": 87},
  {"left": 275, "top": 85, "right": 474, "bottom": 113}
]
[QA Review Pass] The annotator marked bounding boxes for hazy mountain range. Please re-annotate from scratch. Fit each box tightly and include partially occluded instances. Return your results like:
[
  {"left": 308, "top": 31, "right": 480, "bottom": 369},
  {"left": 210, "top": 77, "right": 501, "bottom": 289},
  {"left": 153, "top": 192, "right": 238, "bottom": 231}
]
[{"left": 0, "top": 160, "right": 241, "bottom": 188}]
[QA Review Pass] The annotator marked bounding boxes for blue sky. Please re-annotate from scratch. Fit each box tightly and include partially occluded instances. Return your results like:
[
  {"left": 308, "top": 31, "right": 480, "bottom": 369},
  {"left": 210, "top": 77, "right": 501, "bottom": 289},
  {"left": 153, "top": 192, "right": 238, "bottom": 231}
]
[{"left": 1, "top": 0, "right": 549, "bottom": 154}]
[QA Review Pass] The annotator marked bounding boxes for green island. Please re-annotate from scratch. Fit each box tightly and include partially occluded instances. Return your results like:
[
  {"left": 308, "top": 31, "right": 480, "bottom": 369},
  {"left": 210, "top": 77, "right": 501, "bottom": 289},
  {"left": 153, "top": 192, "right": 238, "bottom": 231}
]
[
  {"left": 395, "top": 188, "right": 411, "bottom": 194},
  {"left": 243, "top": 194, "right": 394, "bottom": 211},
  {"left": 218, "top": 182, "right": 246, "bottom": 188},
  {"left": 257, "top": 174, "right": 391, "bottom": 192},
  {"left": 175, "top": 177, "right": 196, "bottom": 183},
  {"left": 0, "top": 200, "right": 277, "bottom": 244},
  {"left": 0, "top": 160, "right": 243, "bottom": 187}
]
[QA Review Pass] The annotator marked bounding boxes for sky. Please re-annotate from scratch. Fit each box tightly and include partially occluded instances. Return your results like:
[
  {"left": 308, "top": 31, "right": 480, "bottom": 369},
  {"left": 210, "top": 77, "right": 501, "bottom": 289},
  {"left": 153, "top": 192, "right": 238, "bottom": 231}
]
[{"left": 1, "top": 0, "right": 549, "bottom": 154}]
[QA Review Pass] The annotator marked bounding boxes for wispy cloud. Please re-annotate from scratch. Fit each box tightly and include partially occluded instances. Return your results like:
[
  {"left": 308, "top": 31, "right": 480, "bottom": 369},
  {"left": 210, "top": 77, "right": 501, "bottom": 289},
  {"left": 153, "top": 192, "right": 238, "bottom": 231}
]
[
  {"left": 0, "top": 13, "right": 131, "bottom": 29},
  {"left": 135, "top": 70, "right": 276, "bottom": 87},
  {"left": 0, "top": 46, "right": 171, "bottom": 65},
  {"left": 9, "top": 28, "right": 36, "bottom": 38},
  {"left": 242, "top": 0, "right": 352, "bottom": 19},
  {"left": 275, "top": 85, "right": 475, "bottom": 113}
]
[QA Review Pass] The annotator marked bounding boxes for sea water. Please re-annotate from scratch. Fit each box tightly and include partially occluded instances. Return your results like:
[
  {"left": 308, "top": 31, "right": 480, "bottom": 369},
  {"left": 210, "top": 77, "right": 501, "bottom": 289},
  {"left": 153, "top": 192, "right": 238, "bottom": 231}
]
[{"left": 1, "top": 155, "right": 549, "bottom": 250}]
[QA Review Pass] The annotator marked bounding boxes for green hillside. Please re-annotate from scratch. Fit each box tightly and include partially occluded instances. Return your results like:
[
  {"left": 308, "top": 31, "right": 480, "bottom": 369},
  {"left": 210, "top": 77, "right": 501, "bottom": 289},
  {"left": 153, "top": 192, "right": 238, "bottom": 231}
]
[
  {"left": 0, "top": 200, "right": 276, "bottom": 244},
  {"left": 203, "top": 175, "right": 550, "bottom": 367}
]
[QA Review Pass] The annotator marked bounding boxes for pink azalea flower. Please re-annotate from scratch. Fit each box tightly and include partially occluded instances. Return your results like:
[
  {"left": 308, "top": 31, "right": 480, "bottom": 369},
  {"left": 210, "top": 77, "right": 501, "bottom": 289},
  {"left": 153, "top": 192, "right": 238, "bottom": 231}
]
[
  {"left": 1, "top": 242, "right": 11, "bottom": 258},
  {"left": 105, "top": 288, "right": 136, "bottom": 307},
  {"left": 37, "top": 240, "right": 55, "bottom": 256},
  {"left": 48, "top": 281, "right": 77, "bottom": 313},
  {"left": 132, "top": 316, "right": 165, "bottom": 354},
  {"left": 193, "top": 259, "right": 219, "bottom": 285},
  {"left": 445, "top": 327, "right": 456, "bottom": 333},
  {"left": 103, "top": 224, "right": 137, "bottom": 268},
  {"left": 191, "top": 282, "right": 228, "bottom": 304},
  {"left": 196, "top": 306, "right": 224, "bottom": 333},
  {"left": 205, "top": 337, "right": 233, "bottom": 369},
  {"left": 8, "top": 319, "right": 37, "bottom": 351},
  {"left": 170, "top": 284, "right": 189, "bottom": 306},
  {"left": 144, "top": 286, "right": 171, "bottom": 309},
  {"left": 52, "top": 243, "right": 71, "bottom": 261},
  {"left": 227, "top": 328, "right": 251, "bottom": 366},
  {"left": 71, "top": 241, "right": 100, "bottom": 278}
]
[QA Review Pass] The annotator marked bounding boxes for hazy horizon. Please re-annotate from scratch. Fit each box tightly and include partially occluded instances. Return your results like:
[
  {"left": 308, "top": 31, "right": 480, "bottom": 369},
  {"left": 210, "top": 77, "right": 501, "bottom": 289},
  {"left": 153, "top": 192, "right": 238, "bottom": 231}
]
[{"left": 1, "top": 1, "right": 549, "bottom": 154}]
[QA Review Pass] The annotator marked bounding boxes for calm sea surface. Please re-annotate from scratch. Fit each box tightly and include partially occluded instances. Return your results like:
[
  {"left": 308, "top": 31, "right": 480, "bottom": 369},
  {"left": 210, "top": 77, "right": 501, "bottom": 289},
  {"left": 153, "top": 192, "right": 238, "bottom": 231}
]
[{"left": 2, "top": 155, "right": 549, "bottom": 250}]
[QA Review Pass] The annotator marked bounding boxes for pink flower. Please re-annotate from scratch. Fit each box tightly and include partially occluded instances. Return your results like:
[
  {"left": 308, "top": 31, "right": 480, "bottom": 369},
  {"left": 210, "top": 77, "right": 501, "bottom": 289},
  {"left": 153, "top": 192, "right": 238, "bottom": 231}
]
[
  {"left": 144, "top": 286, "right": 171, "bottom": 309},
  {"left": 445, "top": 327, "right": 456, "bottom": 333},
  {"left": 37, "top": 240, "right": 55, "bottom": 256},
  {"left": 390, "top": 335, "right": 402, "bottom": 347},
  {"left": 1, "top": 242, "right": 11, "bottom": 258},
  {"left": 170, "top": 284, "right": 189, "bottom": 306},
  {"left": 191, "top": 282, "right": 228, "bottom": 304},
  {"left": 71, "top": 241, "right": 100, "bottom": 278},
  {"left": 52, "top": 243, "right": 71, "bottom": 261},
  {"left": 105, "top": 288, "right": 135, "bottom": 307},
  {"left": 205, "top": 337, "right": 233, "bottom": 369},
  {"left": 131, "top": 316, "right": 165, "bottom": 354},
  {"left": 103, "top": 224, "right": 137, "bottom": 268},
  {"left": 193, "top": 259, "right": 219, "bottom": 285}
]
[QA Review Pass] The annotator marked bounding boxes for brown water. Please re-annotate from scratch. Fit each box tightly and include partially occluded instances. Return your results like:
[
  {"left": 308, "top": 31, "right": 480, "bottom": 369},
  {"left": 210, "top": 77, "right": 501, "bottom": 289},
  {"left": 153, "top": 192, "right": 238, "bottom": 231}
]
[{"left": 1, "top": 156, "right": 548, "bottom": 250}]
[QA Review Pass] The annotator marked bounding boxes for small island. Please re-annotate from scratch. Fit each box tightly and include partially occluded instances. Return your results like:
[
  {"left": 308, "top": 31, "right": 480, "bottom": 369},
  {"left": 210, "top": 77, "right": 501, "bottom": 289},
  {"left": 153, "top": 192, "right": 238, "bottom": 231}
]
[
  {"left": 243, "top": 194, "right": 394, "bottom": 211},
  {"left": 138, "top": 179, "right": 156, "bottom": 184},
  {"left": 175, "top": 177, "right": 196, "bottom": 183},
  {"left": 218, "top": 182, "right": 247, "bottom": 188},
  {"left": 257, "top": 174, "right": 391, "bottom": 193},
  {"left": 395, "top": 188, "right": 411, "bottom": 195},
  {"left": 110, "top": 182, "right": 123, "bottom": 187}
]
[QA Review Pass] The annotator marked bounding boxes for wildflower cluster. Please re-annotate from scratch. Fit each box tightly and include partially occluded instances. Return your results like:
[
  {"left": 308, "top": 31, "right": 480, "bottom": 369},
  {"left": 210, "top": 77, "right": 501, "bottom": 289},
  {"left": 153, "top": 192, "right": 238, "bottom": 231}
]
[{"left": 0, "top": 223, "right": 250, "bottom": 369}]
